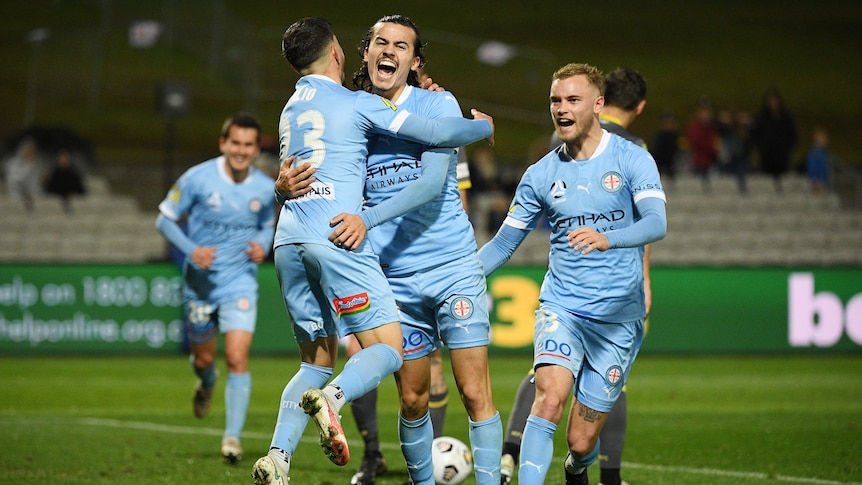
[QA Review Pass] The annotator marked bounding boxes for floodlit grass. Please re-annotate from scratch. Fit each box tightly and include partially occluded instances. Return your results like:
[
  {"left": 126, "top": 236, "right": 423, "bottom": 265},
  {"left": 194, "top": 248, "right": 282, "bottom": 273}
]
[{"left": 1, "top": 353, "right": 860, "bottom": 484}]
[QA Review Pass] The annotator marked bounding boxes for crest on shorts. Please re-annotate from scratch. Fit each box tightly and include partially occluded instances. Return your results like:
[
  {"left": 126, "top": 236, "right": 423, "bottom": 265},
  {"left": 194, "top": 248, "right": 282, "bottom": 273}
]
[
  {"left": 601, "top": 171, "right": 623, "bottom": 193},
  {"left": 605, "top": 365, "right": 623, "bottom": 386},
  {"left": 450, "top": 296, "right": 473, "bottom": 320}
]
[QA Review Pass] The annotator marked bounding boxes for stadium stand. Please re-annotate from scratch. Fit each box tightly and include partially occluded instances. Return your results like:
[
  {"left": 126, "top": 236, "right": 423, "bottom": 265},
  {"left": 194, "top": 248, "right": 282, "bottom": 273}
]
[
  {"left": 1, "top": 173, "right": 859, "bottom": 266},
  {"left": 0, "top": 174, "right": 167, "bottom": 262},
  {"left": 473, "top": 173, "right": 862, "bottom": 267}
]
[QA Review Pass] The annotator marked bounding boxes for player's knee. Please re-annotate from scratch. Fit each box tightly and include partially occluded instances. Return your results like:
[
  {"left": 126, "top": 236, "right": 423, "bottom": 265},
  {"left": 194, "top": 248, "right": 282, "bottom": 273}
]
[
  {"left": 533, "top": 391, "right": 566, "bottom": 419},
  {"left": 399, "top": 393, "right": 429, "bottom": 420},
  {"left": 457, "top": 384, "right": 493, "bottom": 418},
  {"left": 568, "top": 435, "right": 598, "bottom": 458},
  {"left": 192, "top": 352, "right": 215, "bottom": 369}
]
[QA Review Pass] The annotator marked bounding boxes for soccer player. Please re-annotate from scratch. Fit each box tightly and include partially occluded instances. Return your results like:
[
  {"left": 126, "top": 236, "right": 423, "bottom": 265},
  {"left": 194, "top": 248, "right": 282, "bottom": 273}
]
[
  {"left": 478, "top": 63, "right": 666, "bottom": 485},
  {"left": 251, "top": 17, "right": 493, "bottom": 485},
  {"left": 155, "top": 112, "right": 276, "bottom": 465},
  {"left": 500, "top": 67, "right": 652, "bottom": 485},
  {"left": 279, "top": 15, "right": 502, "bottom": 485},
  {"left": 342, "top": 143, "right": 471, "bottom": 485}
]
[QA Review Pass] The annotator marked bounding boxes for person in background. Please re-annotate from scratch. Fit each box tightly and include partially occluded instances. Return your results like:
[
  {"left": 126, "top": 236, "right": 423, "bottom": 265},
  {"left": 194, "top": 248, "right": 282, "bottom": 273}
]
[
  {"left": 155, "top": 112, "right": 276, "bottom": 465},
  {"left": 479, "top": 62, "right": 666, "bottom": 485},
  {"left": 752, "top": 87, "right": 798, "bottom": 192},
  {"left": 43, "top": 148, "right": 86, "bottom": 213},
  {"left": 4, "top": 138, "right": 42, "bottom": 212},
  {"left": 649, "top": 110, "right": 680, "bottom": 190},
  {"left": 805, "top": 126, "right": 831, "bottom": 194},
  {"left": 685, "top": 96, "right": 718, "bottom": 192},
  {"left": 716, "top": 108, "right": 753, "bottom": 194}
]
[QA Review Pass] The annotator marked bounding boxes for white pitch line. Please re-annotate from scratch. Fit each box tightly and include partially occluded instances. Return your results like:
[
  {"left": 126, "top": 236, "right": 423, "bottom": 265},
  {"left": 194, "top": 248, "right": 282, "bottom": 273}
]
[
  {"left": 623, "top": 462, "right": 862, "bottom": 485},
  {"left": 2, "top": 417, "right": 860, "bottom": 485}
]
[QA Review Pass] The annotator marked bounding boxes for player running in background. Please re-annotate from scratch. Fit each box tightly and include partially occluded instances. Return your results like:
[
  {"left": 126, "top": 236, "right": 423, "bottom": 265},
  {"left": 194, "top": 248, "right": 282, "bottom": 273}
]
[
  {"left": 155, "top": 112, "right": 276, "bottom": 465},
  {"left": 500, "top": 67, "right": 652, "bottom": 485},
  {"left": 478, "top": 63, "right": 666, "bottom": 485},
  {"left": 252, "top": 17, "right": 494, "bottom": 485}
]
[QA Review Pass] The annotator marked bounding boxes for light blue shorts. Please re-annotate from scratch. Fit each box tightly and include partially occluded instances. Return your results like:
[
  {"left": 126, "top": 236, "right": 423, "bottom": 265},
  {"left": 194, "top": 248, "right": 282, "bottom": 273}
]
[
  {"left": 532, "top": 302, "right": 643, "bottom": 412},
  {"left": 388, "top": 253, "right": 490, "bottom": 361},
  {"left": 183, "top": 293, "right": 258, "bottom": 344},
  {"left": 274, "top": 242, "right": 400, "bottom": 343}
]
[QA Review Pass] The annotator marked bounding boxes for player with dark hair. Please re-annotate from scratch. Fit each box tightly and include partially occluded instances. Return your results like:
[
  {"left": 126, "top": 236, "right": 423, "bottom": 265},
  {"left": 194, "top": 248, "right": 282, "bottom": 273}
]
[
  {"left": 156, "top": 111, "right": 276, "bottom": 465},
  {"left": 279, "top": 14, "right": 502, "bottom": 485},
  {"left": 251, "top": 17, "right": 494, "bottom": 485},
  {"left": 480, "top": 62, "right": 666, "bottom": 485}
]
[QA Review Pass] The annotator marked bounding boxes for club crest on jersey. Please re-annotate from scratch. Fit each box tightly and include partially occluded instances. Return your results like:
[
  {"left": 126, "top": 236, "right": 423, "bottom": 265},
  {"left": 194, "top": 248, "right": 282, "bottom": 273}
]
[
  {"left": 450, "top": 296, "right": 474, "bottom": 320},
  {"left": 249, "top": 198, "right": 262, "bottom": 213},
  {"left": 550, "top": 180, "right": 567, "bottom": 199},
  {"left": 605, "top": 365, "right": 623, "bottom": 386},
  {"left": 207, "top": 192, "right": 223, "bottom": 209},
  {"left": 238, "top": 297, "right": 251, "bottom": 311},
  {"left": 333, "top": 292, "right": 371, "bottom": 316},
  {"left": 381, "top": 97, "right": 398, "bottom": 111},
  {"left": 601, "top": 172, "right": 623, "bottom": 193}
]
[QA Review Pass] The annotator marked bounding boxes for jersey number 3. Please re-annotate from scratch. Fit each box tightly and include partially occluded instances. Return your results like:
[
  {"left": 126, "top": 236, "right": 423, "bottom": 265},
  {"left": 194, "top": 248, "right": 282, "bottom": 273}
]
[{"left": 280, "top": 109, "right": 326, "bottom": 169}]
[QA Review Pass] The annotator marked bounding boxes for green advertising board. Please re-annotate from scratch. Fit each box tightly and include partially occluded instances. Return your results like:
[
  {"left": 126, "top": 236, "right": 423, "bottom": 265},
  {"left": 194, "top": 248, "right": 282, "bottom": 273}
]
[{"left": 1, "top": 264, "right": 860, "bottom": 354}]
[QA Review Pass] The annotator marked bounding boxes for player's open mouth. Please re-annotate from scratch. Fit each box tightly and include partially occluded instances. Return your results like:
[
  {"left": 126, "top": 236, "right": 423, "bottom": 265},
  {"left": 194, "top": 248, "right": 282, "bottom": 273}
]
[
  {"left": 377, "top": 59, "right": 397, "bottom": 75},
  {"left": 557, "top": 118, "right": 574, "bottom": 127}
]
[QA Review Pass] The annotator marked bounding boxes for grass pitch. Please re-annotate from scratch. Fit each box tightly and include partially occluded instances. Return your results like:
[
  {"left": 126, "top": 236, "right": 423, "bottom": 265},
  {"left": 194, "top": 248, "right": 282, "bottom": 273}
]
[{"left": 1, "top": 353, "right": 860, "bottom": 484}]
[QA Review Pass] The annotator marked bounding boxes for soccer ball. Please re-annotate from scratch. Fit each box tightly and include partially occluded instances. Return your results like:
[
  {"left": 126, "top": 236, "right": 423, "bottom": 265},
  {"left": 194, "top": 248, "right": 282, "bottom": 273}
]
[{"left": 431, "top": 436, "right": 472, "bottom": 485}]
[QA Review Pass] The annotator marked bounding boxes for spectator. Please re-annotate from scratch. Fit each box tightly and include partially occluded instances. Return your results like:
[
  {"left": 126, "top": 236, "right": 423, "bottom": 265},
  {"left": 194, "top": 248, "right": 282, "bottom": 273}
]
[
  {"left": 4, "top": 138, "right": 42, "bottom": 211},
  {"left": 716, "top": 109, "right": 752, "bottom": 194},
  {"left": 685, "top": 97, "right": 718, "bottom": 191},
  {"left": 650, "top": 109, "right": 681, "bottom": 190},
  {"left": 752, "top": 87, "right": 798, "bottom": 192},
  {"left": 44, "top": 148, "right": 86, "bottom": 213},
  {"left": 805, "top": 127, "right": 831, "bottom": 194}
]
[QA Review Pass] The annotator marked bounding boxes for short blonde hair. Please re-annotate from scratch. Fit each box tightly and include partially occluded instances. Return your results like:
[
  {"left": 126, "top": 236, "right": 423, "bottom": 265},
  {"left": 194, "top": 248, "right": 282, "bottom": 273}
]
[{"left": 552, "top": 63, "right": 605, "bottom": 95}]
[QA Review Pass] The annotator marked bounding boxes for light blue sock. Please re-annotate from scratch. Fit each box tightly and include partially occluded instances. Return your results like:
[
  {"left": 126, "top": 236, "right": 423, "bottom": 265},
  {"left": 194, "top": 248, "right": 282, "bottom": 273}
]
[
  {"left": 400, "top": 411, "right": 434, "bottom": 485},
  {"left": 271, "top": 363, "right": 333, "bottom": 455},
  {"left": 224, "top": 372, "right": 251, "bottom": 439},
  {"left": 518, "top": 415, "right": 557, "bottom": 484},
  {"left": 468, "top": 411, "right": 503, "bottom": 484},
  {"left": 329, "top": 343, "right": 402, "bottom": 408}
]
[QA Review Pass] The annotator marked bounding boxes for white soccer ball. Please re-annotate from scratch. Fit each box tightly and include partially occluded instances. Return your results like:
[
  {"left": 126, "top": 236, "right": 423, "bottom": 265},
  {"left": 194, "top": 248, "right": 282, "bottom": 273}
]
[{"left": 431, "top": 436, "right": 473, "bottom": 485}]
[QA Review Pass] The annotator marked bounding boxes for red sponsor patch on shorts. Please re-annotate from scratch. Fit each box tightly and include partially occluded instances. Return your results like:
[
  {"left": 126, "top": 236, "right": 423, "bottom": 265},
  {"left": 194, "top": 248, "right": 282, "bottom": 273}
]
[{"left": 333, "top": 292, "right": 371, "bottom": 316}]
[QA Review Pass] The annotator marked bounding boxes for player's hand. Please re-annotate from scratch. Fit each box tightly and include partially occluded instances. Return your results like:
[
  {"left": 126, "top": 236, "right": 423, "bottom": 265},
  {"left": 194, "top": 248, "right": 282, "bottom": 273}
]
[
  {"left": 190, "top": 246, "right": 217, "bottom": 269},
  {"left": 567, "top": 227, "right": 609, "bottom": 255},
  {"left": 471, "top": 109, "right": 495, "bottom": 147},
  {"left": 328, "top": 213, "right": 367, "bottom": 251},
  {"left": 420, "top": 75, "right": 444, "bottom": 92},
  {"left": 245, "top": 240, "right": 266, "bottom": 264},
  {"left": 275, "top": 156, "right": 316, "bottom": 199}
]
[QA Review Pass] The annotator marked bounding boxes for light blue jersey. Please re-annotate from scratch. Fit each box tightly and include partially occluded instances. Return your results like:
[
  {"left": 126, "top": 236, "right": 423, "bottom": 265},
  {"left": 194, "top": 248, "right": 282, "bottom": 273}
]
[
  {"left": 159, "top": 157, "right": 275, "bottom": 301},
  {"left": 273, "top": 75, "right": 491, "bottom": 249},
  {"left": 502, "top": 131, "right": 665, "bottom": 323},
  {"left": 356, "top": 85, "right": 489, "bottom": 356},
  {"left": 273, "top": 74, "right": 491, "bottom": 338},
  {"left": 364, "top": 86, "right": 478, "bottom": 274}
]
